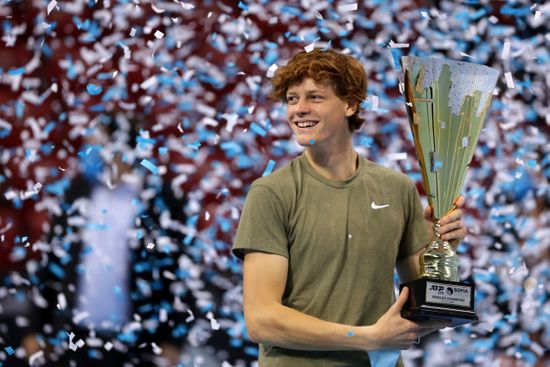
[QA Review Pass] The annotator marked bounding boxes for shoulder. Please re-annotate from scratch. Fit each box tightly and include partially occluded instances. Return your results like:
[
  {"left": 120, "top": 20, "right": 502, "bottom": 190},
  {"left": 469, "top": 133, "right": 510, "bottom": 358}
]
[
  {"left": 248, "top": 157, "right": 301, "bottom": 195},
  {"left": 362, "top": 158, "right": 416, "bottom": 190}
]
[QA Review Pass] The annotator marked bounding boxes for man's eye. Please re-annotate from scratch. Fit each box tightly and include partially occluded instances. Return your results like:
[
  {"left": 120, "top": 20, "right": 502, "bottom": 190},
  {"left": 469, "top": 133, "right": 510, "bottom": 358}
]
[
  {"left": 287, "top": 96, "right": 297, "bottom": 103},
  {"left": 310, "top": 95, "right": 323, "bottom": 100}
]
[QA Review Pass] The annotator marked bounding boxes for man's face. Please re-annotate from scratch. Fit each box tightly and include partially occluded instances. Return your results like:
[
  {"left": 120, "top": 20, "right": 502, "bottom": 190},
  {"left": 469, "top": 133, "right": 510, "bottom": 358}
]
[{"left": 286, "top": 78, "right": 356, "bottom": 148}]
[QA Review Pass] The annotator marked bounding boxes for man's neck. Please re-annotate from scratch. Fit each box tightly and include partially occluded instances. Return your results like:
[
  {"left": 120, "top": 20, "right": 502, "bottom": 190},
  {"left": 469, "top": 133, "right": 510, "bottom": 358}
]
[{"left": 305, "top": 143, "right": 358, "bottom": 180}]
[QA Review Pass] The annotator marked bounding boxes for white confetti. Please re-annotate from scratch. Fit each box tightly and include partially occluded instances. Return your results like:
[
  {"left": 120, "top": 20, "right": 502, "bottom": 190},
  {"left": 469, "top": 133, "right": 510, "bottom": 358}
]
[
  {"left": 180, "top": 2, "right": 195, "bottom": 10},
  {"left": 304, "top": 42, "right": 315, "bottom": 53},
  {"left": 504, "top": 72, "right": 515, "bottom": 89},
  {"left": 56, "top": 293, "right": 66, "bottom": 310},
  {"left": 207, "top": 311, "right": 221, "bottom": 330},
  {"left": 68, "top": 332, "right": 85, "bottom": 351},
  {"left": 5, "top": 190, "right": 18, "bottom": 200},
  {"left": 197, "top": 103, "right": 217, "bottom": 117},
  {"left": 371, "top": 95, "right": 379, "bottom": 111},
  {"left": 46, "top": 0, "right": 57, "bottom": 15},
  {"left": 185, "top": 309, "right": 195, "bottom": 323},
  {"left": 151, "top": 3, "right": 166, "bottom": 14},
  {"left": 28, "top": 351, "right": 44, "bottom": 366},
  {"left": 151, "top": 342, "right": 162, "bottom": 355},
  {"left": 159, "top": 308, "right": 168, "bottom": 323},
  {"left": 476, "top": 322, "right": 494, "bottom": 332},
  {"left": 389, "top": 40, "right": 409, "bottom": 48},
  {"left": 0, "top": 118, "right": 11, "bottom": 131},
  {"left": 388, "top": 152, "right": 408, "bottom": 161},
  {"left": 162, "top": 270, "right": 176, "bottom": 280},
  {"left": 154, "top": 30, "right": 164, "bottom": 39},
  {"left": 266, "top": 64, "right": 278, "bottom": 78},
  {"left": 72, "top": 311, "right": 90, "bottom": 324},
  {"left": 140, "top": 75, "right": 158, "bottom": 90},
  {"left": 338, "top": 3, "right": 358, "bottom": 12},
  {"left": 530, "top": 342, "right": 544, "bottom": 357},
  {"left": 32, "top": 182, "right": 43, "bottom": 193},
  {"left": 501, "top": 41, "right": 511, "bottom": 60}
]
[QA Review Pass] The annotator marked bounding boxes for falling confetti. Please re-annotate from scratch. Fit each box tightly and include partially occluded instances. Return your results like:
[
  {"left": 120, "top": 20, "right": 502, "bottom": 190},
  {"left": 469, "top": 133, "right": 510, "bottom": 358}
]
[{"left": 0, "top": 1, "right": 547, "bottom": 367}]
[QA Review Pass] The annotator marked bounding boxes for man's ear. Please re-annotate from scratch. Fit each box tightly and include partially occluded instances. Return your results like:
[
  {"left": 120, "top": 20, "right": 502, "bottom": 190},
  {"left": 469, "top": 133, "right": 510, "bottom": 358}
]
[{"left": 345, "top": 102, "right": 358, "bottom": 117}]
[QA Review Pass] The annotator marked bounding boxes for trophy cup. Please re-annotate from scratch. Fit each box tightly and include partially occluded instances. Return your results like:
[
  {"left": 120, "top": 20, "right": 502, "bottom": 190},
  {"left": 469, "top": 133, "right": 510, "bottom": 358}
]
[{"left": 399, "top": 56, "right": 499, "bottom": 326}]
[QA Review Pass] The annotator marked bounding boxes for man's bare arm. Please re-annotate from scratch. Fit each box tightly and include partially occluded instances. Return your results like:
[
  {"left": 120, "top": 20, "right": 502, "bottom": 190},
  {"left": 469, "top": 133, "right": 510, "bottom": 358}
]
[{"left": 243, "top": 251, "right": 447, "bottom": 351}]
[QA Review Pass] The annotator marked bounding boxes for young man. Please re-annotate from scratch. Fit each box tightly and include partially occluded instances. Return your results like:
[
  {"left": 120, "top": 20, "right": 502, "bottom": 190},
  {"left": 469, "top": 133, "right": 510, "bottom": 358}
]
[{"left": 232, "top": 49, "right": 467, "bottom": 366}]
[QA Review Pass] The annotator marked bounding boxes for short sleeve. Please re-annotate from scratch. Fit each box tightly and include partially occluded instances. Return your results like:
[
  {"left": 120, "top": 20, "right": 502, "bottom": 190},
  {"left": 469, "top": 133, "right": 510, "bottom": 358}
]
[
  {"left": 397, "top": 180, "right": 431, "bottom": 260},
  {"left": 232, "top": 184, "right": 289, "bottom": 261}
]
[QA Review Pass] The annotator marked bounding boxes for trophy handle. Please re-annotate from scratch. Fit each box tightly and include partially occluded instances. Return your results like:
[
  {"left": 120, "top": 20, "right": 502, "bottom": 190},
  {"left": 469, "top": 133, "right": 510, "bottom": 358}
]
[{"left": 419, "top": 223, "right": 459, "bottom": 282}]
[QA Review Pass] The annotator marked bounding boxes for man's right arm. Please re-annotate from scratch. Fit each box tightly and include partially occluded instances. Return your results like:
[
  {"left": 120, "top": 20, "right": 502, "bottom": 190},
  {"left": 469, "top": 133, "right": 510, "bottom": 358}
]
[{"left": 243, "top": 251, "right": 446, "bottom": 352}]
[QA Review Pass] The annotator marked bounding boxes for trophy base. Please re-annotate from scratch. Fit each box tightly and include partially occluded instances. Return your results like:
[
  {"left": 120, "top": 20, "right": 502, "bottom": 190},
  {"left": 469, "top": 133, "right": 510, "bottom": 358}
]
[{"left": 400, "top": 278, "right": 478, "bottom": 327}]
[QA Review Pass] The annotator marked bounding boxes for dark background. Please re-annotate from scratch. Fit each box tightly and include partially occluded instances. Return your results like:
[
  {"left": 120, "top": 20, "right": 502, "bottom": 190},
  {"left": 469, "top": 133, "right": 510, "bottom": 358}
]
[{"left": 0, "top": 0, "right": 548, "bottom": 366}]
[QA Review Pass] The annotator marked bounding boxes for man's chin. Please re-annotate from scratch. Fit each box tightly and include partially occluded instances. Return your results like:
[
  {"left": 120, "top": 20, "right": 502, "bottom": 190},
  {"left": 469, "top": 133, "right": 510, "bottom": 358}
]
[{"left": 296, "top": 138, "right": 316, "bottom": 147}]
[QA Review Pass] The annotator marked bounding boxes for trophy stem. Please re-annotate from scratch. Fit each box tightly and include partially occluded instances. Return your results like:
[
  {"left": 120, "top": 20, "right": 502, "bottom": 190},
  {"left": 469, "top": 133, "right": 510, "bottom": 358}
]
[{"left": 419, "top": 223, "right": 459, "bottom": 282}]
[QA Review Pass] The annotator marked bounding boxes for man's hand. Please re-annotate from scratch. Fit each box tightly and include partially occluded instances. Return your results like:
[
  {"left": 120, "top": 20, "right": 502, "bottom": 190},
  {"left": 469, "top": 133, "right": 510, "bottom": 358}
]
[
  {"left": 368, "top": 287, "right": 450, "bottom": 350},
  {"left": 423, "top": 196, "right": 467, "bottom": 248}
]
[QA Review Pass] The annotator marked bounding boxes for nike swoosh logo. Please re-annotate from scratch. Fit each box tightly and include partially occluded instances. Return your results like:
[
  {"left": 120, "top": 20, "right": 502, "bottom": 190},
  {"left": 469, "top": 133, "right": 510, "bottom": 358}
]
[{"left": 371, "top": 201, "right": 390, "bottom": 209}]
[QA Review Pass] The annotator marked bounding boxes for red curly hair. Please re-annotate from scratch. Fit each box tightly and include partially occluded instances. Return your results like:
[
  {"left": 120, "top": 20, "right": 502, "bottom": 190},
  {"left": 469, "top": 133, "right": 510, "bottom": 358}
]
[{"left": 270, "top": 48, "right": 368, "bottom": 132}]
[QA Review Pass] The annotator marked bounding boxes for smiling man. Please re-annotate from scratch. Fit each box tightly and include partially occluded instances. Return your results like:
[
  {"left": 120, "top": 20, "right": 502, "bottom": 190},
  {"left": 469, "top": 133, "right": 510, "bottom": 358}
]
[{"left": 232, "top": 48, "right": 467, "bottom": 366}]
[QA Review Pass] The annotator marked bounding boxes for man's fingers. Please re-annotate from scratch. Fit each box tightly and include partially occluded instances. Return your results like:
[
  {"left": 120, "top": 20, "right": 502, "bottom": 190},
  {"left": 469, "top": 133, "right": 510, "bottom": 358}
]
[
  {"left": 442, "top": 229, "right": 467, "bottom": 242},
  {"left": 454, "top": 195, "right": 465, "bottom": 208},
  {"left": 439, "top": 208, "right": 463, "bottom": 226},
  {"left": 439, "top": 219, "right": 464, "bottom": 233}
]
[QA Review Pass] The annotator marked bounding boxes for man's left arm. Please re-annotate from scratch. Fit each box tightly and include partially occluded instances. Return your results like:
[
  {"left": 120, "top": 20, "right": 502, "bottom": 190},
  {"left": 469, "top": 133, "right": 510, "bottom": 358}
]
[{"left": 397, "top": 196, "right": 467, "bottom": 282}]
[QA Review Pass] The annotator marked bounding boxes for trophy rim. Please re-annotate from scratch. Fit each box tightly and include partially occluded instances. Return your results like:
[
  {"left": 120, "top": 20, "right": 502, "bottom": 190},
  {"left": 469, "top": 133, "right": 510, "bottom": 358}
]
[{"left": 400, "top": 55, "right": 499, "bottom": 77}]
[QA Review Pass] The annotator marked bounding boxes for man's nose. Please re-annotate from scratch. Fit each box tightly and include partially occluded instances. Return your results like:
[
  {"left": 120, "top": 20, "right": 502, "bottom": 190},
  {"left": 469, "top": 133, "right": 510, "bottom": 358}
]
[{"left": 294, "top": 98, "right": 310, "bottom": 115}]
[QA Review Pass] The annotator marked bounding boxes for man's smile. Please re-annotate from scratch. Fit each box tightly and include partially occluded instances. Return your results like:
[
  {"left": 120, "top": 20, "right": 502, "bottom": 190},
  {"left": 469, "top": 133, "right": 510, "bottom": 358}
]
[{"left": 295, "top": 120, "right": 319, "bottom": 128}]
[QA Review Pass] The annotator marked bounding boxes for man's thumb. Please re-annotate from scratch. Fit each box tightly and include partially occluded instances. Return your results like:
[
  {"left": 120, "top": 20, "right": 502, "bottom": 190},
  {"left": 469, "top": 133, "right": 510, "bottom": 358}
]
[{"left": 391, "top": 287, "right": 410, "bottom": 312}]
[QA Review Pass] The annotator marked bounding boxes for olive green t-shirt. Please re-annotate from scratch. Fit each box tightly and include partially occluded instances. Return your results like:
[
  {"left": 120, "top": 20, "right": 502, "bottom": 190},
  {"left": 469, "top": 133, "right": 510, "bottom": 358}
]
[{"left": 233, "top": 153, "right": 430, "bottom": 367}]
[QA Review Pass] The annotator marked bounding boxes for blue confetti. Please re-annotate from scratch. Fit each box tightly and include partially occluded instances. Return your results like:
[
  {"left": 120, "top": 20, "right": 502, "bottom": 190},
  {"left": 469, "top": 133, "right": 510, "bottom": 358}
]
[
  {"left": 262, "top": 160, "right": 276, "bottom": 177},
  {"left": 136, "top": 230, "right": 144, "bottom": 240},
  {"left": 86, "top": 83, "right": 102, "bottom": 95},
  {"left": 140, "top": 159, "right": 159, "bottom": 174},
  {"left": 238, "top": 1, "right": 248, "bottom": 11},
  {"left": 48, "top": 263, "right": 65, "bottom": 279},
  {"left": 8, "top": 67, "right": 25, "bottom": 75},
  {"left": 249, "top": 122, "right": 267, "bottom": 137}
]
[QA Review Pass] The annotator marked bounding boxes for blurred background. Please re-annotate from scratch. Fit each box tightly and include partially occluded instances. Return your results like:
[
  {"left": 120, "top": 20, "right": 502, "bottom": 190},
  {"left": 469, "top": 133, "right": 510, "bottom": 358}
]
[{"left": 0, "top": 0, "right": 548, "bottom": 366}]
